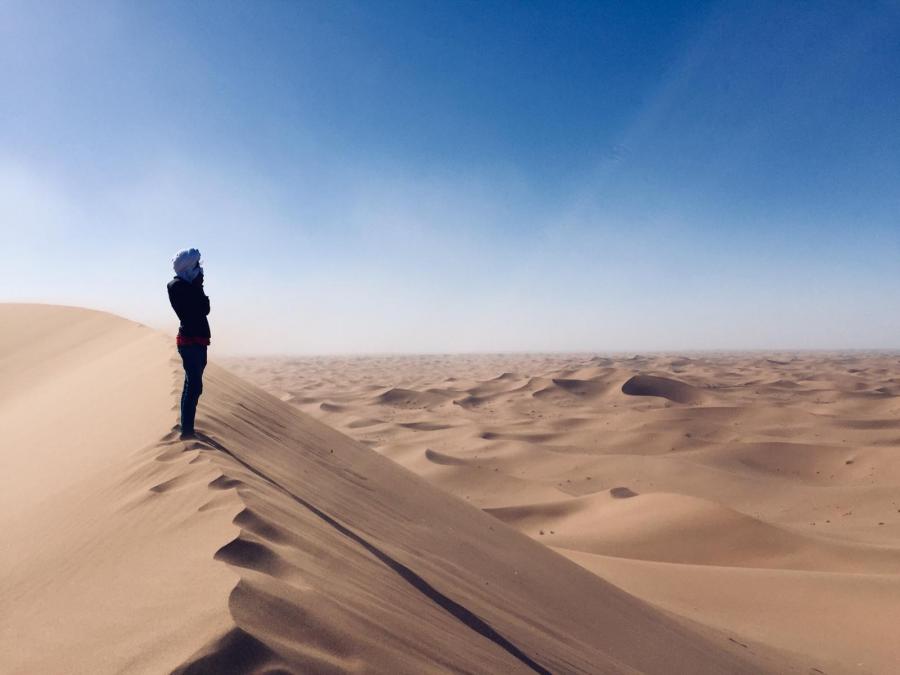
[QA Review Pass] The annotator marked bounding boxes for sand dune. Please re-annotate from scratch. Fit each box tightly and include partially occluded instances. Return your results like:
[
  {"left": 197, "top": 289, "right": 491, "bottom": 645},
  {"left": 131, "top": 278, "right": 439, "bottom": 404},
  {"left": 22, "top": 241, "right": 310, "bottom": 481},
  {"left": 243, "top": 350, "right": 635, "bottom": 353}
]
[
  {"left": 227, "top": 349, "right": 900, "bottom": 673},
  {"left": 621, "top": 374, "right": 707, "bottom": 404},
  {"left": 488, "top": 490, "right": 900, "bottom": 572},
  {"left": 563, "top": 551, "right": 900, "bottom": 675},
  {"left": 533, "top": 377, "right": 613, "bottom": 400},
  {"left": 374, "top": 387, "right": 450, "bottom": 408},
  {"left": 1, "top": 305, "right": 797, "bottom": 674}
]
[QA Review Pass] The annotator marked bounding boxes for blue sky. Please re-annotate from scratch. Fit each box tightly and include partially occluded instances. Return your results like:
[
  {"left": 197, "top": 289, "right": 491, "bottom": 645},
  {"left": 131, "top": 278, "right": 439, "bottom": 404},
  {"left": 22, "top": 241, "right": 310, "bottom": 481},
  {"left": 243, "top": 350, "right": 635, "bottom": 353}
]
[{"left": 1, "top": 1, "right": 899, "bottom": 353}]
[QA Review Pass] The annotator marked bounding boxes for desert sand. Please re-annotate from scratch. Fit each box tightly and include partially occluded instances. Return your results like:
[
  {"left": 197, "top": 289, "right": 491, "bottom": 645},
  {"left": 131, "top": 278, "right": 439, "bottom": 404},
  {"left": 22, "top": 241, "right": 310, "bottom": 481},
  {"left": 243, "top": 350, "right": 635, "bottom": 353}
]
[
  {"left": 0, "top": 304, "right": 890, "bottom": 674},
  {"left": 223, "top": 350, "right": 900, "bottom": 674}
]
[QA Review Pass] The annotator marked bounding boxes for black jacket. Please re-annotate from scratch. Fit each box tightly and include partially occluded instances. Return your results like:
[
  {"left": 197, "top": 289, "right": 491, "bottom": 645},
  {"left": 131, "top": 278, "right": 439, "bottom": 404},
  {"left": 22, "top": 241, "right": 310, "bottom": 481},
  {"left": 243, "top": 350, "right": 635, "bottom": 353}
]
[{"left": 167, "top": 276, "right": 211, "bottom": 339}]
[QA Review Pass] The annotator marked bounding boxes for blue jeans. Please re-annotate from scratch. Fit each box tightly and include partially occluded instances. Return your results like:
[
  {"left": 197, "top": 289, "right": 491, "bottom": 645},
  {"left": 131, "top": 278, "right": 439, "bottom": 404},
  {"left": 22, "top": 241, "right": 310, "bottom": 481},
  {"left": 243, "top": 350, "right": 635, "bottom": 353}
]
[{"left": 178, "top": 345, "right": 207, "bottom": 435}]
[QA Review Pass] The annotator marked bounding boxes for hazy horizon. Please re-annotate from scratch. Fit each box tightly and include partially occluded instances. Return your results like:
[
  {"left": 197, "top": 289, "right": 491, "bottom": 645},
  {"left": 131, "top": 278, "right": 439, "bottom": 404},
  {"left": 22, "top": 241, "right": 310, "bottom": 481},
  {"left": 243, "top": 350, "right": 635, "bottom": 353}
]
[{"left": 2, "top": 1, "right": 899, "bottom": 354}]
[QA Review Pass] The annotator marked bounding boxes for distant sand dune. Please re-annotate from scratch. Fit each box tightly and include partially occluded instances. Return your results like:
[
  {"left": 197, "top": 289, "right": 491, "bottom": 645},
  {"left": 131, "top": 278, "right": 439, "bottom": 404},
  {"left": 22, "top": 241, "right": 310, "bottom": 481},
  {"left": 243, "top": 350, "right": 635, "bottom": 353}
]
[
  {"left": 493, "top": 490, "right": 900, "bottom": 572},
  {"left": 621, "top": 373, "right": 706, "bottom": 404},
  {"left": 374, "top": 387, "right": 449, "bottom": 408},
  {"left": 424, "top": 448, "right": 469, "bottom": 465},
  {"left": 532, "top": 376, "right": 613, "bottom": 401},
  {"left": 399, "top": 420, "right": 456, "bottom": 431}
]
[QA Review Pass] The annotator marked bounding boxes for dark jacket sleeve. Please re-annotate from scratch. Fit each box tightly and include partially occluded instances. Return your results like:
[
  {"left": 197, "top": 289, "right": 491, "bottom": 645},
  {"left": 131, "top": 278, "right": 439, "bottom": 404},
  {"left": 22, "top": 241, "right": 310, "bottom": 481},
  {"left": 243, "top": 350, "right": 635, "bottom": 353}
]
[
  {"left": 168, "top": 279, "right": 211, "bottom": 338},
  {"left": 167, "top": 282, "right": 183, "bottom": 319}
]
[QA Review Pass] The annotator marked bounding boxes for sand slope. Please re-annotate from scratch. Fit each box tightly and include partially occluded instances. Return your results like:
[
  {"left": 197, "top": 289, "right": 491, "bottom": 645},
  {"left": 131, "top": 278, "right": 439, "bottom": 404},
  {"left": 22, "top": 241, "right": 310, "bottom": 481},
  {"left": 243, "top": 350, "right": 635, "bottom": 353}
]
[
  {"left": 226, "top": 351, "right": 900, "bottom": 673},
  {"left": 0, "top": 305, "right": 793, "bottom": 674}
]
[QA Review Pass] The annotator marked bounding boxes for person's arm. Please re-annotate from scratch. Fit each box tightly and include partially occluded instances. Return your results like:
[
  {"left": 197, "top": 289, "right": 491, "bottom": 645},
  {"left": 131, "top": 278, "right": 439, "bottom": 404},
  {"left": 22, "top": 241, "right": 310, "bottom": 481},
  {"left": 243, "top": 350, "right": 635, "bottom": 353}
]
[
  {"left": 194, "top": 274, "right": 210, "bottom": 315},
  {"left": 168, "top": 283, "right": 187, "bottom": 321}
]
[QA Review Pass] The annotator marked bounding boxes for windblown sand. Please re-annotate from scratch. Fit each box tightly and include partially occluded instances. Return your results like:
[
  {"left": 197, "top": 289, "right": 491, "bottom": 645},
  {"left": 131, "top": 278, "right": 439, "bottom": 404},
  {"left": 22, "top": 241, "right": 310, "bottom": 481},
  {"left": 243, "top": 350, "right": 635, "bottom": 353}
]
[
  {"left": 224, "top": 351, "right": 900, "bottom": 674},
  {"left": 1, "top": 304, "right": 893, "bottom": 674}
]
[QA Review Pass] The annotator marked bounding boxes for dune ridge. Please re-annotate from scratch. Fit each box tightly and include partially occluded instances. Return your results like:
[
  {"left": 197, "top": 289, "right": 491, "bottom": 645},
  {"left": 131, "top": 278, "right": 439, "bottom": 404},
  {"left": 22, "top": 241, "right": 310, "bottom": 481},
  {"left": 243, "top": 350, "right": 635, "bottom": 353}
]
[{"left": 621, "top": 374, "right": 706, "bottom": 404}]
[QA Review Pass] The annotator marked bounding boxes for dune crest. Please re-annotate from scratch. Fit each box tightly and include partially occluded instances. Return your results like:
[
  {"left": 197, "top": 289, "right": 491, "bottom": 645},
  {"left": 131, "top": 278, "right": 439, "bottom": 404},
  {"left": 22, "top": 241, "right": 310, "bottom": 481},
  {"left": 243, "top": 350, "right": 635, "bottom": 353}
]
[{"left": 621, "top": 374, "right": 706, "bottom": 403}]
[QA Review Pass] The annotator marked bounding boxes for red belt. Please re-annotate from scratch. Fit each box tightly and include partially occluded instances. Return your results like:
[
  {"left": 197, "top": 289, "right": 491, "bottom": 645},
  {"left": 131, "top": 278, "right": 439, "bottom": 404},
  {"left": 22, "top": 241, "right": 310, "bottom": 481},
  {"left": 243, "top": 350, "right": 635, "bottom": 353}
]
[{"left": 176, "top": 335, "right": 210, "bottom": 347}]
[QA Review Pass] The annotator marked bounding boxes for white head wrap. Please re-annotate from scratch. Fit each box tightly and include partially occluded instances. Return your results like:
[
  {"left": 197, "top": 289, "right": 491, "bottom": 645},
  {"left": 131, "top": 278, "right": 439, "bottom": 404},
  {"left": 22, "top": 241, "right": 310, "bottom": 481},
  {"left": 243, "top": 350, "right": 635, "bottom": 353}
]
[{"left": 172, "top": 248, "right": 202, "bottom": 282}]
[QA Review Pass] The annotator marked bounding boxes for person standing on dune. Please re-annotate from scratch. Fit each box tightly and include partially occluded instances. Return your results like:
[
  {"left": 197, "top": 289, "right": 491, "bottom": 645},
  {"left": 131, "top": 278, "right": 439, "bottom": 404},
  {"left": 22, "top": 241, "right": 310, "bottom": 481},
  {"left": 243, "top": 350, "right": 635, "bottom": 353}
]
[{"left": 167, "top": 248, "right": 210, "bottom": 439}]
